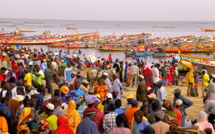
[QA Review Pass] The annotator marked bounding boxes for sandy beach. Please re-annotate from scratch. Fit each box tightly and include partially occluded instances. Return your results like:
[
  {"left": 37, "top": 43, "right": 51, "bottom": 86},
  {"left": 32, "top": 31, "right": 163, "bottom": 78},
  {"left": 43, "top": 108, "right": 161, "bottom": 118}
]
[{"left": 122, "top": 82, "right": 204, "bottom": 120}]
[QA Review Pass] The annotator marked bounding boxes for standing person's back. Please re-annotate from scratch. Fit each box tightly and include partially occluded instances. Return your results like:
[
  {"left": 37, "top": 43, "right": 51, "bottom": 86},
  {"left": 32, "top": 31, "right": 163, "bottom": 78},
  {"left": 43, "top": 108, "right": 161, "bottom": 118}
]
[
  {"left": 173, "top": 89, "right": 193, "bottom": 127},
  {"left": 151, "top": 111, "right": 169, "bottom": 134},
  {"left": 151, "top": 64, "right": 160, "bottom": 94},
  {"left": 129, "top": 62, "right": 139, "bottom": 87},
  {"left": 77, "top": 110, "right": 99, "bottom": 134},
  {"left": 125, "top": 100, "right": 138, "bottom": 126},
  {"left": 136, "top": 75, "right": 146, "bottom": 102}
]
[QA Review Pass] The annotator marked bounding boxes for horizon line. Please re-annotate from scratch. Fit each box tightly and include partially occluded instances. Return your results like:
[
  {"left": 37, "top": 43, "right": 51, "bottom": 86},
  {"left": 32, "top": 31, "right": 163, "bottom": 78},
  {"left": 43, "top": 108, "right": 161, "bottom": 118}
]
[{"left": 0, "top": 17, "right": 215, "bottom": 22}]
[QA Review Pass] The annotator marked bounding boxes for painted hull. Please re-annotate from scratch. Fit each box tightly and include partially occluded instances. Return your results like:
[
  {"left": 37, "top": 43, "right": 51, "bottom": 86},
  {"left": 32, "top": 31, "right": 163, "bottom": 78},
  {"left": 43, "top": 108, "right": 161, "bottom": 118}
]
[
  {"left": 145, "top": 51, "right": 154, "bottom": 55},
  {"left": 98, "top": 47, "right": 132, "bottom": 51},
  {"left": 135, "top": 52, "right": 145, "bottom": 57}
]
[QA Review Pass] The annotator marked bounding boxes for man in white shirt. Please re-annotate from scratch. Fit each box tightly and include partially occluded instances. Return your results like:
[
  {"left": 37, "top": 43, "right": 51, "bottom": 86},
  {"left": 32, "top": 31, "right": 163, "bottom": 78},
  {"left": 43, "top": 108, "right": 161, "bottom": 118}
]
[
  {"left": 129, "top": 62, "right": 139, "bottom": 87},
  {"left": 151, "top": 64, "right": 160, "bottom": 94},
  {"left": 103, "top": 73, "right": 113, "bottom": 93},
  {"left": 156, "top": 82, "right": 166, "bottom": 105}
]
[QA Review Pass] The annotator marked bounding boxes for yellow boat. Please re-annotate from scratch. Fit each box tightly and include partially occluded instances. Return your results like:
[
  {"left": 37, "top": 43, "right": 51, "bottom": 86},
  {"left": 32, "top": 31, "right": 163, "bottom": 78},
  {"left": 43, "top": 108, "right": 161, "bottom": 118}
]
[{"left": 66, "top": 27, "right": 78, "bottom": 30}]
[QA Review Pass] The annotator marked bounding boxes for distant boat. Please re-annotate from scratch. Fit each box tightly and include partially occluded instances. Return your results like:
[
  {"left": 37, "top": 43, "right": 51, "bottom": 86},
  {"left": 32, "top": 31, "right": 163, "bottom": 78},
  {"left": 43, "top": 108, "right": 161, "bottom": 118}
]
[
  {"left": 17, "top": 28, "right": 37, "bottom": 32},
  {"left": 199, "top": 28, "right": 215, "bottom": 32},
  {"left": 153, "top": 26, "right": 176, "bottom": 28},
  {"left": 66, "top": 27, "right": 78, "bottom": 30},
  {"left": 24, "top": 22, "right": 43, "bottom": 24},
  {"left": 117, "top": 24, "right": 133, "bottom": 27},
  {"left": 61, "top": 24, "right": 76, "bottom": 26},
  {"left": 0, "top": 21, "right": 12, "bottom": 23}
]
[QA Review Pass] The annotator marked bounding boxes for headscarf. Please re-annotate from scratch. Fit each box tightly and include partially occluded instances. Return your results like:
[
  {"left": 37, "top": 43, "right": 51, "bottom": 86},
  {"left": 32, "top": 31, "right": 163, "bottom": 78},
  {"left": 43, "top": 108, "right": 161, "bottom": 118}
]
[
  {"left": 0, "top": 116, "right": 8, "bottom": 133},
  {"left": 18, "top": 107, "right": 31, "bottom": 127},
  {"left": 198, "top": 111, "right": 208, "bottom": 121},
  {"left": 144, "top": 64, "right": 151, "bottom": 70},
  {"left": 64, "top": 100, "right": 81, "bottom": 133},
  {"left": 55, "top": 116, "right": 74, "bottom": 134},
  {"left": 6, "top": 99, "right": 20, "bottom": 121}
]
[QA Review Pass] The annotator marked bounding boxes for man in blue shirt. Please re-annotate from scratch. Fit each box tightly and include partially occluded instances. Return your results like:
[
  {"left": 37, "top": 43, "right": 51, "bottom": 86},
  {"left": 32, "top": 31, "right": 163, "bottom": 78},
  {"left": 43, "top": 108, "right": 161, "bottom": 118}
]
[
  {"left": 134, "top": 111, "right": 151, "bottom": 134},
  {"left": 70, "top": 82, "right": 85, "bottom": 98}
]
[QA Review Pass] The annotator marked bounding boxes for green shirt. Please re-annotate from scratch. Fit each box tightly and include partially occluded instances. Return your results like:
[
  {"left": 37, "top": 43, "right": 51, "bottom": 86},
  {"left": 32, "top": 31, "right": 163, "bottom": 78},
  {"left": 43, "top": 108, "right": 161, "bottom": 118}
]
[{"left": 46, "top": 115, "right": 58, "bottom": 130}]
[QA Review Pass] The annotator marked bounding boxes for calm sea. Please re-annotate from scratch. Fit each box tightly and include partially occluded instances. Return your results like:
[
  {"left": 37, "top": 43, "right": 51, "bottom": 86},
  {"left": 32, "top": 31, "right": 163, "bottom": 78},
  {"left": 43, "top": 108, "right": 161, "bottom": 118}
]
[{"left": 0, "top": 18, "right": 214, "bottom": 63}]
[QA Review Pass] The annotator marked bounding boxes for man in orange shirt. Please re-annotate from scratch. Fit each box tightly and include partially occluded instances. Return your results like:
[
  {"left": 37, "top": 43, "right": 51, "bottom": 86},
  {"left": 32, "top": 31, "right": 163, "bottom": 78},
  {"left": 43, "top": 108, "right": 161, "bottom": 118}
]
[{"left": 125, "top": 99, "right": 138, "bottom": 127}]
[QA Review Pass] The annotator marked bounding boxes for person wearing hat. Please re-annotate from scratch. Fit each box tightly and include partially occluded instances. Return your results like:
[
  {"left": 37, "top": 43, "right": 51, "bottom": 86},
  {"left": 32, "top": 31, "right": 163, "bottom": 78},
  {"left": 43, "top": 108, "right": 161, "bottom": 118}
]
[
  {"left": 136, "top": 75, "right": 147, "bottom": 103},
  {"left": 124, "top": 94, "right": 134, "bottom": 110},
  {"left": 147, "top": 93, "right": 157, "bottom": 114},
  {"left": 52, "top": 97, "right": 65, "bottom": 118},
  {"left": 45, "top": 103, "right": 58, "bottom": 130},
  {"left": 125, "top": 99, "right": 139, "bottom": 126},
  {"left": 112, "top": 72, "right": 122, "bottom": 99},
  {"left": 77, "top": 110, "right": 99, "bottom": 134},
  {"left": 102, "top": 72, "right": 113, "bottom": 93},
  {"left": 173, "top": 89, "right": 193, "bottom": 127},
  {"left": 79, "top": 79, "right": 90, "bottom": 95},
  {"left": 156, "top": 81, "right": 166, "bottom": 105},
  {"left": 83, "top": 95, "right": 104, "bottom": 132},
  {"left": 102, "top": 93, "right": 113, "bottom": 114},
  {"left": 29, "top": 90, "right": 40, "bottom": 110},
  {"left": 151, "top": 111, "right": 170, "bottom": 134}
]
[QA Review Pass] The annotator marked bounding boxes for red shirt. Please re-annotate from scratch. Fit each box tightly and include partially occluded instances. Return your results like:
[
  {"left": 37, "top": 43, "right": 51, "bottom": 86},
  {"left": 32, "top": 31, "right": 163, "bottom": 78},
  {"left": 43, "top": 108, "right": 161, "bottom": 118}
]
[
  {"left": 108, "top": 56, "right": 113, "bottom": 62},
  {"left": 83, "top": 106, "right": 104, "bottom": 130}
]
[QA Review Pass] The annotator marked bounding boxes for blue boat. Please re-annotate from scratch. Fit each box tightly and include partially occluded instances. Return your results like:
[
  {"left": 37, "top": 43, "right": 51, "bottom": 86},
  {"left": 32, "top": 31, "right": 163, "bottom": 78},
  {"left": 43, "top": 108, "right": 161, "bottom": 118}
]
[
  {"left": 135, "top": 52, "right": 145, "bottom": 57},
  {"left": 145, "top": 51, "right": 154, "bottom": 55}
]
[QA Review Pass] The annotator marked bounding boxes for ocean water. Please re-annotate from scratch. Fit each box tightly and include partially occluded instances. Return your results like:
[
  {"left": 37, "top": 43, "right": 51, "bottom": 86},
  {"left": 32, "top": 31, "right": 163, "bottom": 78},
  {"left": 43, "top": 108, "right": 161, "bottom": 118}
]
[{"left": 0, "top": 18, "right": 214, "bottom": 63}]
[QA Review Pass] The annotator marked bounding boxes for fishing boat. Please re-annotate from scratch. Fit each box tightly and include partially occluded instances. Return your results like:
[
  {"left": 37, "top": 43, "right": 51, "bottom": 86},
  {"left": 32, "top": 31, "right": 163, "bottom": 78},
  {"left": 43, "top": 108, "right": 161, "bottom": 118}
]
[
  {"left": 117, "top": 24, "right": 133, "bottom": 27},
  {"left": 24, "top": 22, "right": 43, "bottom": 24},
  {"left": 65, "top": 44, "right": 85, "bottom": 49},
  {"left": 0, "top": 21, "right": 12, "bottom": 23},
  {"left": 135, "top": 52, "right": 145, "bottom": 57},
  {"left": 98, "top": 46, "right": 132, "bottom": 51},
  {"left": 18, "top": 29, "right": 37, "bottom": 32},
  {"left": 66, "top": 27, "right": 78, "bottom": 30},
  {"left": 180, "top": 54, "right": 215, "bottom": 74},
  {"left": 199, "top": 28, "right": 215, "bottom": 32},
  {"left": 145, "top": 51, "right": 154, "bottom": 55},
  {"left": 153, "top": 26, "right": 176, "bottom": 28},
  {"left": 153, "top": 53, "right": 170, "bottom": 57},
  {"left": 49, "top": 43, "right": 67, "bottom": 48}
]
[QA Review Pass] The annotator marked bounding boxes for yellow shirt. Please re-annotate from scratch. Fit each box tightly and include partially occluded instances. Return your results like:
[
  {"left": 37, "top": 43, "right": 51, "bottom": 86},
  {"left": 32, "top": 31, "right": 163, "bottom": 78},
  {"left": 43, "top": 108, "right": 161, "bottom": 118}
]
[
  {"left": 24, "top": 73, "right": 32, "bottom": 86},
  {"left": 203, "top": 74, "right": 210, "bottom": 86}
]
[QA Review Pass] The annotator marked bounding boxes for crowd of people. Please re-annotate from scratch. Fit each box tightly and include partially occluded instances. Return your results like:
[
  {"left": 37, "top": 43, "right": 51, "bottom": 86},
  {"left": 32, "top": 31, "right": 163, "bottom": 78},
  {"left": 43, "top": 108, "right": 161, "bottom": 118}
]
[{"left": 0, "top": 47, "right": 214, "bottom": 134}]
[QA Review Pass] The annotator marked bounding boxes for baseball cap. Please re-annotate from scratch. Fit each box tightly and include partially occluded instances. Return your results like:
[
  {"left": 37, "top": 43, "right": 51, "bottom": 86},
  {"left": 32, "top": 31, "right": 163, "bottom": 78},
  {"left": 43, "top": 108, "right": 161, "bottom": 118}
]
[
  {"left": 107, "top": 93, "right": 113, "bottom": 99},
  {"left": 173, "top": 89, "right": 181, "bottom": 94},
  {"left": 131, "top": 99, "right": 138, "bottom": 105},
  {"left": 127, "top": 94, "right": 134, "bottom": 99},
  {"left": 147, "top": 93, "right": 157, "bottom": 99},
  {"left": 30, "top": 90, "right": 40, "bottom": 96},
  {"left": 14, "top": 95, "right": 24, "bottom": 102},
  {"left": 82, "top": 79, "right": 89, "bottom": 84},
  {"left": 112, "top": 90, "right": 119, "bottom": 93}
]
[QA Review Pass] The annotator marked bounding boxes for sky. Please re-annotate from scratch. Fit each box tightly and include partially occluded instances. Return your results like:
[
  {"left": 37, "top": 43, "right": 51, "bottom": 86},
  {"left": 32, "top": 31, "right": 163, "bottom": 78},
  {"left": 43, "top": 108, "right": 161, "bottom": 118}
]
[{"left": 1, "top": 0, "right": 215, "bottom": 21}]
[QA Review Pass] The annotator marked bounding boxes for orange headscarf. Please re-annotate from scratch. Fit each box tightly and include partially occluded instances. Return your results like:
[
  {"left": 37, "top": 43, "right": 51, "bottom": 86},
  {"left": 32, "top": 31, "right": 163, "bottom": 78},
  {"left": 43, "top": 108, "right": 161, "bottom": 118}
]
[
  {"left": 0, "top": 116, "right": 8, "bottom": 133},
  {"left": 60, "top": 86, "right": 70, "bottom": 95},
  {"left": 64, "top": 100, "right": 81, "bottom": 133},
  {"left": 17, "top": 107, "right": 31, "bottom": 132}
]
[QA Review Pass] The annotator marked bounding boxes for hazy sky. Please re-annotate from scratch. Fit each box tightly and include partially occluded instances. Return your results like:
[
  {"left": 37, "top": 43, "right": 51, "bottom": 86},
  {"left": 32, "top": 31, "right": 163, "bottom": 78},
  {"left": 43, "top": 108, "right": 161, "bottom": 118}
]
[{"left": 1, "top": 0, "right": 215, "bottom": 21}]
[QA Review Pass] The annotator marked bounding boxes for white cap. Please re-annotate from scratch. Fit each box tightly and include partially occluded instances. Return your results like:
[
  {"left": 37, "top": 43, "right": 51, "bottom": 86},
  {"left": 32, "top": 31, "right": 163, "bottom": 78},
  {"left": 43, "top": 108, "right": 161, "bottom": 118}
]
[
  {"left": 14, "top": 95, "right": 24, "bottom": 102},
  {"left": 103, "top": 72, "right": 108, "bottom": 76},
  {"left": 107, "top": 93, "right": 113, "bottom": 99},
  {"left": 46, "top": 103, "right": 55, "bottom": 110},
  {"left": 29, "top": 61, "right": 33, "bottom": 65},
  {"left": 30, "top": 90, "right": 39, "bottom": 96}
]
